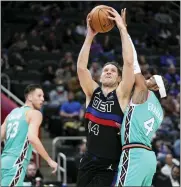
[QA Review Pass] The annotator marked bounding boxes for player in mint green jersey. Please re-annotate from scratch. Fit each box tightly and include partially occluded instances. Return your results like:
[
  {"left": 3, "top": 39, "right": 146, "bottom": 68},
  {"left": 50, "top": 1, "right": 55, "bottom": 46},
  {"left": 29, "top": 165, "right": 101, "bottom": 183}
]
[
  {"left": 1, "top": 84, "right": 58, "bottom": 186},
  {"left": 114, "top": 9, "right": 169, "bottom": 187}
]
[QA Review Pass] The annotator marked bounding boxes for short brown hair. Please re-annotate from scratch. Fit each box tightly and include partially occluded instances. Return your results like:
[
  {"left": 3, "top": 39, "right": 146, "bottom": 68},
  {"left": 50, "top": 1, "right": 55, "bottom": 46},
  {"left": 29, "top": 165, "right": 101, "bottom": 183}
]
[
  {"left": 103, "top": 62, "right": 122, "bottom": 76},
  {"left": 24, "top": 84, "right": 42, "bottom": 99}
]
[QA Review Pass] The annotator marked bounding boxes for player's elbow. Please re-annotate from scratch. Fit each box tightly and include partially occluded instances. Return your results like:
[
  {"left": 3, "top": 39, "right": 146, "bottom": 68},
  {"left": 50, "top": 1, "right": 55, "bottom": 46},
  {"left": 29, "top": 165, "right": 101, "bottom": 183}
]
[
  {"left": 27, "top": 133, "right": 36, "bottom": 144},
  {"left": 125, "top": 59, "right": 134, "bottom": 67},
  {"left": 77, "top": 66, "right": 87, "bottom": 74},
  {"left": 77, "top": 67, "right": 90, "bottom": 81}
]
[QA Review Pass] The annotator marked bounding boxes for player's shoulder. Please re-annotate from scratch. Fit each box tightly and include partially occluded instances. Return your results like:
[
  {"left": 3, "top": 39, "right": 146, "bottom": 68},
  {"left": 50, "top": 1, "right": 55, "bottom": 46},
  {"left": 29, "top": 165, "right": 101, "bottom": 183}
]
[
  {"left": 27, "top": 109, "right": 43, "bottom": 118},
  {"left": 10, "top": 107, "right": 20, "bottom": 113}
]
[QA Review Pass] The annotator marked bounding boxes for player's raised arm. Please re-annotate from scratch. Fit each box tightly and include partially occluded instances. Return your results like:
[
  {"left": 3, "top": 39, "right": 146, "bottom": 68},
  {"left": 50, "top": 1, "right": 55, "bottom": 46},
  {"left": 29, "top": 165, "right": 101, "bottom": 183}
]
[
  {"left": 77, "top": 15, "right": 99, "bottom": 97},
  {"left": 107, "top": 8, "right": 134, "bottom": 107},
  {"left": 121, "top": 9, "right": 147, "bottom": 91},
  {"left": 128, "top": 33, "right": 146, "bottom": 90},
  {"left": 27, "top": 110, "right": 57, "bottom": 174}
]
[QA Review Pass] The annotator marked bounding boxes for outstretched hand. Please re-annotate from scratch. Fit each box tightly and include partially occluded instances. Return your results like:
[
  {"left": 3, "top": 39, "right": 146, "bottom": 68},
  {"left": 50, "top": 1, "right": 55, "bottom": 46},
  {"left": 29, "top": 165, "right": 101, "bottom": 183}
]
[
  {"left": 48, "top": 159, "right": 58, "bottom": 174},
  {"left": 121, "top": 8, "right": 127, "bottom": 28},
  {"left": 107, "top": 8, "right": 126, "bottom": 31},
  {"left": 86, "top": 13, "right": 98, "bottom": 37}
]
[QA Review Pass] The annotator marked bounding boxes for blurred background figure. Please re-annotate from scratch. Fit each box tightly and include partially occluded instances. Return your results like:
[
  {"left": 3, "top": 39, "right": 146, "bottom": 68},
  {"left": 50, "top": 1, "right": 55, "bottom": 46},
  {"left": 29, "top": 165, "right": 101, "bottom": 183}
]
[{"left": 23, "top": 162, "right": 43, "bottom": 186}]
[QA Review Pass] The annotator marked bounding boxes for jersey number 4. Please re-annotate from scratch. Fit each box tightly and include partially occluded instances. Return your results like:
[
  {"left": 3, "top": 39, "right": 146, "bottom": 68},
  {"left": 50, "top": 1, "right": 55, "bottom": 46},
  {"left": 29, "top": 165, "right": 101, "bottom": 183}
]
[
  {"left": 7, "top": 121, "right": 19, "bottom": 139},
  {"left": 144, "top": 118, "right": 154, "bottom": 136},
  {"left": 88, "top": 122, "right": 99, "bottom": 135}
]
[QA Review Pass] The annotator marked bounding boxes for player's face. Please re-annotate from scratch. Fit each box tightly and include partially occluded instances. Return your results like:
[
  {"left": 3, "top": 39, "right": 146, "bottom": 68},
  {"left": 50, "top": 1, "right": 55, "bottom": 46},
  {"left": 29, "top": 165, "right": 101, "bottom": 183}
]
[
  {"left": 100, "top": 64, "right": 121, "bottom": 87},
  {"left": 31, "top": 89, "right": 44, "bottom": 110},
  {"left": 27, "top": 164, "right": 37, "bottom": 177},
  {"left": 146, "top": 76, "right": 159, "bottom": 91}
]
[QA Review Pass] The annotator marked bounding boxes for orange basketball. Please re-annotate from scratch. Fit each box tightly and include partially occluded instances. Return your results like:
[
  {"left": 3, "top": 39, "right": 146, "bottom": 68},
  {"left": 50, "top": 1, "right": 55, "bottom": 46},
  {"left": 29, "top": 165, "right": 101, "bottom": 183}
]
[{"left": 89, "top": 5, "right": 115, "bottom": 33}]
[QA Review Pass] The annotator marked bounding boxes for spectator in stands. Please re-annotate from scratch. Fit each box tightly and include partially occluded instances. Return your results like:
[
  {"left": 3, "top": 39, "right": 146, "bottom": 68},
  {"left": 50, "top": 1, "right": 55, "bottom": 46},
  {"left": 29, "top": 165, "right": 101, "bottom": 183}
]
[
  {"left": 160, "top": 50, "right": 177, "bottom": 67},
  {"left": 8, "top": 51, "right": 26, "bottom": 70},
  {"left": 90, "top": 37, "right": 103, "bottom": 60},
  {"left": 164, "top": 64, "right": 180, "bottom": 85},
  {"left": 62, "top": 65, "right": 77, "bottom": 86},
  {"left": 59, "top": 53, "right": 77, "bottom": 86},
  {"left": 152, "top": 161, "right": 172, "bottom": 187},
  {"left": 39, "top": 9, "right": 51, "bottom": 27},
  {"left": 75, "top": 19, "right": 87, "bottom": 36},
  {"left": 167, "top": 29, "right": 180, "bottom": 46},
  {"left": 67, "top": 76, "right": 82, "bottom": 96},
  {"left": 156, "top": 141, "right": 172, "bottom": 163},
  {"left": 49, "top": 84, "right": 68, "bottom": 107},
  {"left": 24, "top": 162, "right": 43, "bottom": 186},
  {"left": 60, "top": 52, "right": 75, "bottom": 69},
  {"left": 51, "top": 4, "right": 61, "bottom": 20},
  {"left": 62, "top": 27, "right": 76, "bottom": 45},
  {"left": 159, "top": 25, "right": 171, "bottom": 40},
  {"left": 60, "top": 91, "right": 84, "bottom": 135},
  {"left": 134, "top": 7, "right": 145, "bottom": 23},
  {"left": 154, "top": 6, "right": 173, "bottom": 24},
  {"left": 45, "top": 31, "right": 61, "bottom": 53},
  {"left": 170, "top": 164, "right": 180, "bottom": 186},
  {"left": 161, "top": 154, "right": 174, "bottom": 177},
  {"left": 60, "top": 91, "right": 83, "bottom": 121},
  {"left": 42, "top": 65, "right": 55, "bottom": 84},
  {"left": 55, "top": 68, "right": 65, "bottom": 84},
  {"left": 13, "top": 32, "right": 28, "bottom": 52},
  {"left": 28, "top": 29, "right": 45, "bottom": 51}
]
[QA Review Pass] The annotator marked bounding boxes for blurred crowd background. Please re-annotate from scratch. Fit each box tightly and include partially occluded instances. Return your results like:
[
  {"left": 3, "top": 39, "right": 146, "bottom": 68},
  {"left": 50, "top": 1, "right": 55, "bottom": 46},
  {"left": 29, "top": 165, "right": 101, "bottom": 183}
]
[{"left": 1, "top": 1, "right": 180, "bottom": 187}]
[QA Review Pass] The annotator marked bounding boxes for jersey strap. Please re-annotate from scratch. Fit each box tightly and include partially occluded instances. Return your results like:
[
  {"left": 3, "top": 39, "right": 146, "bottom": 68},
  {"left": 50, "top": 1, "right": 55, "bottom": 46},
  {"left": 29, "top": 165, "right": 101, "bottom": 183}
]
[{"left": 122, "top": 142, "right": 152, "bottom": 151}]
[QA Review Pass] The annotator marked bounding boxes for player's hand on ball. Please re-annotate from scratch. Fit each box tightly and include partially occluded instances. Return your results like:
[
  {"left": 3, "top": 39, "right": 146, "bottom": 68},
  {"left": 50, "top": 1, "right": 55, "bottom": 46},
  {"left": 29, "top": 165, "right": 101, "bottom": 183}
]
[
  {"left": 48, "top": 159, "right": 58, "bottom": 174},
  {"left": 107, "top": 8, "right": 126, "bottom": 30},
  {"left": 121, "top": 8, "right": 127, "bottom": 27},
  {"left": 86, "top": 14, "right": 98, "bottom": 37}
]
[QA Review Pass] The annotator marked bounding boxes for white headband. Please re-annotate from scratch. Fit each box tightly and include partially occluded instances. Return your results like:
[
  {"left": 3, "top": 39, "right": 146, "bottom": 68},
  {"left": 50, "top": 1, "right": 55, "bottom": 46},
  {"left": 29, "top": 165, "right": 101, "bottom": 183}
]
[{"left": 153, "top": 75, "right": 167, "bottom": 98}]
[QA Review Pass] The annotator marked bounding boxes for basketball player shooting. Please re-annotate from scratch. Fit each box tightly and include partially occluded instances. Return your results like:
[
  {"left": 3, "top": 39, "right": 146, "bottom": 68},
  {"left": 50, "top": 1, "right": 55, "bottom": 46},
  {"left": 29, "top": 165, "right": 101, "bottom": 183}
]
[
  {"left": 114, "top": 9, "right": 169, "bottom": 187},
  {"left": 1, "top": 84, "right": 58, "bottom": 186},
  {"left": 76, "top": 7, "right": 135, "bottom": 187}
]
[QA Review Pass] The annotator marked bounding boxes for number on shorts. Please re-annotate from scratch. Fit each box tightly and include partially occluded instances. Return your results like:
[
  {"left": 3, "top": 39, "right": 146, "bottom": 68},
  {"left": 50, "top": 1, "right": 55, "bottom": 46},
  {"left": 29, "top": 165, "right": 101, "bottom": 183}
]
[
  {"left": 88, "top": 122, "right": 99, "bottom": 135},
  {"left": 144, "top": 118, "right": 154, "bottom": 136},
  {"left": 7, "top": 121, "right": 19, "bottom": 139}
]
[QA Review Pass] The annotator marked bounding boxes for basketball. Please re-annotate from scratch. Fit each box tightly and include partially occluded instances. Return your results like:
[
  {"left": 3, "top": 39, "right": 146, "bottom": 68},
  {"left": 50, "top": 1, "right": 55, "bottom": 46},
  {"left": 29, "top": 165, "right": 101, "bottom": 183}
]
[{"left": 89, "top": 5, "right": 115, "bottom": 33}]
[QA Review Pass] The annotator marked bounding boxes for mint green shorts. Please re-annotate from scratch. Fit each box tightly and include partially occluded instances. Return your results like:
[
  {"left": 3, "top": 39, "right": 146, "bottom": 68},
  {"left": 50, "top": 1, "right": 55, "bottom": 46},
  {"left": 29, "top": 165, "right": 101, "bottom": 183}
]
[
  {"left": 115, "top": 148, "right": 157, "bottom": 186},
  {"left": 1, "top": 165, "right": 26, "bottom": 186}
]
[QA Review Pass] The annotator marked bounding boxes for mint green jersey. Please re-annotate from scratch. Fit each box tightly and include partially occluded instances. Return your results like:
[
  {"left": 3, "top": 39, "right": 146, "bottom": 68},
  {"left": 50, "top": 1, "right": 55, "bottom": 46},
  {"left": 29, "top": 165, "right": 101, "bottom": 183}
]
[
  {"left": 121, "top": 91, "right": 164, "bottom": 147},
  {"left": 1, "top": 106, "right": 33, "bottom": 169}
]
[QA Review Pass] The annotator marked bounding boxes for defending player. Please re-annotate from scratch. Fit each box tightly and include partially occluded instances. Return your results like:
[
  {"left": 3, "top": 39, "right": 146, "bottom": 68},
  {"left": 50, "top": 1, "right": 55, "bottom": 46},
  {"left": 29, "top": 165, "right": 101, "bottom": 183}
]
[
  {"left": 76, "top": 8, "right": 134, "bottom": 187},
  {"left": 115, "top": 9, "right": 168, "bottom": 187},
  {"left": 1, "top": 84, "right": 58, "bottom": 186}
]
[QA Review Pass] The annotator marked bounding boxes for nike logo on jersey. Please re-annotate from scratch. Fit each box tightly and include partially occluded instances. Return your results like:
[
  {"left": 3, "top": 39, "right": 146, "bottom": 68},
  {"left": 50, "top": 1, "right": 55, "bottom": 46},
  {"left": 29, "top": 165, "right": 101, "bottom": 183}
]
[
  {"left": 107, "top": 95, "right": 114, "bottom": 100},
  {"left": 95, "top": 91, "right": 101, "bottom": 97}
]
